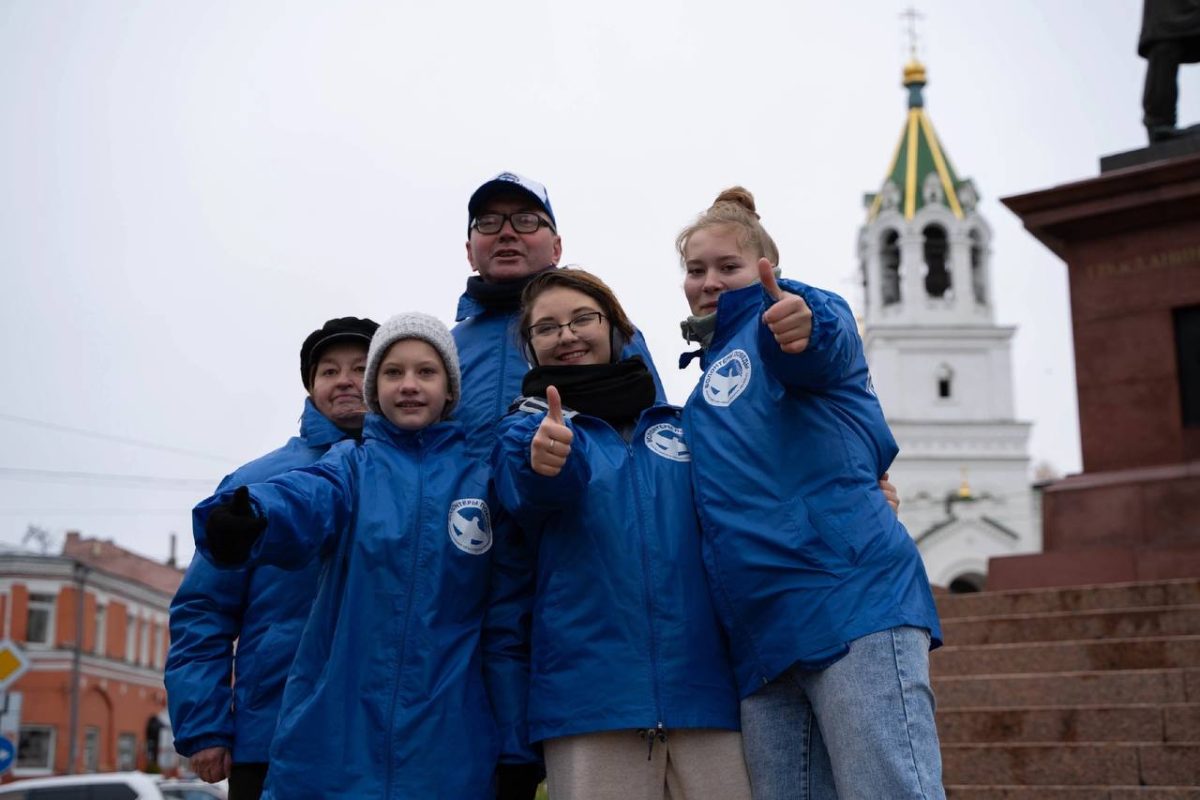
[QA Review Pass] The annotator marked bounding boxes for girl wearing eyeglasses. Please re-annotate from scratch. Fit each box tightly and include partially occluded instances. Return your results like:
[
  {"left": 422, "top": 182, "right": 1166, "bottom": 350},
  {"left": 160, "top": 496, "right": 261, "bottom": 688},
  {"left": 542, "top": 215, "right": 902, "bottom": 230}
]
[
  {"left": 491, "top": 268, "right": 752, "bottom": 800},
  {"left": 676, "top": 187, "right": 945, "bottom": 799}
]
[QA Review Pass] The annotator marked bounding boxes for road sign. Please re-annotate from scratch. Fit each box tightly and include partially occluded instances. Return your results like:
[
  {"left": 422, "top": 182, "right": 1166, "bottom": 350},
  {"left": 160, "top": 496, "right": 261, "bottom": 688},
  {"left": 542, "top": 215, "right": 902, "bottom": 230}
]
[
  {"left": 0, "top": 641, "right": 29, "bottom": 692},
  {"left": 0, "top": 736, "right": 13, "bottom": 774}
]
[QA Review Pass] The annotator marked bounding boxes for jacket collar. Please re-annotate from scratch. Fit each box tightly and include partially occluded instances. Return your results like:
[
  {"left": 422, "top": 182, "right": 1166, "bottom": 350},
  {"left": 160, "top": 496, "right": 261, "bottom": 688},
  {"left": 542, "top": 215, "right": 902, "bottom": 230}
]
[
  {"left": 362, "top": 413, "right": 463, "bottom": 451},
  {"left": 678, "top": 283, "right": 769, "bottom": 369},
  {"left": 455, "top": 290, "right": 486, "bottom": 322},
  {"left": 299, "top": 398, "right": 353, "bottom": 448}
]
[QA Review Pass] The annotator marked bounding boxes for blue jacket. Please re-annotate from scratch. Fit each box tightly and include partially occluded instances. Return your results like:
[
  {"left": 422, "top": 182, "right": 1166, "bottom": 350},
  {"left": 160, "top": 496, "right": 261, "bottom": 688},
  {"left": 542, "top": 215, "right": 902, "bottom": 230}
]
[
  {"left": 453, "top": 290, "right": 666, "bottom": 461},
  {"left": 192, "top": 415, "right": 529, "bottom": 800},
  {"left": 681, "top": 280, "right": 942, "bottom": 698},
  {"left": 166, "top": 399, "right": 342, "bottom": 762},
  {"left": 493, "top": 399, "right": 740, "bottom": 743}
]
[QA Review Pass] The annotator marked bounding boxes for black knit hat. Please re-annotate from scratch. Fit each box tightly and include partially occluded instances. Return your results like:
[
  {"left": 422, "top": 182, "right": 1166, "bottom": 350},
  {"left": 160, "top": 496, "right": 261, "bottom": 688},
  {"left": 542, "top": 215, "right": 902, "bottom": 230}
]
[{"left": 300, "top": 317, "right": 379, "bottom": 390}]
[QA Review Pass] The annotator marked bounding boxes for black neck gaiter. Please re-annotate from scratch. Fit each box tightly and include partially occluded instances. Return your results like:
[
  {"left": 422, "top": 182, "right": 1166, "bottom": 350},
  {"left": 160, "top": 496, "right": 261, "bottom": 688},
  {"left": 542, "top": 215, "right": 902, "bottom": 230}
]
[{"left": 521, "top": 358, "right": 657, "bottom": 427}]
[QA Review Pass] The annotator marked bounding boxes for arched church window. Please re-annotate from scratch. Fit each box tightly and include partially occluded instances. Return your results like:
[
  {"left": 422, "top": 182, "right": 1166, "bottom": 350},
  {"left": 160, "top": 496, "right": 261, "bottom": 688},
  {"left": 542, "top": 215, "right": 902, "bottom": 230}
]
[
  {"left": 970, "top": 229, "right": 987, "bottom": 304},
  {"left": 923, "top": 224, "right": 951, "bottom": 298},
  {"left": 923, "top": 173, "right": 944, "bottom": 207},
  {"left": 936, "top": 363, "right": 953, "bottom": 399},
  {"left": 949, "top": 573, "right": 984, "bottom": 593},
  {"left": 881, "top": 230, "right": 901, "bottom": 306}
]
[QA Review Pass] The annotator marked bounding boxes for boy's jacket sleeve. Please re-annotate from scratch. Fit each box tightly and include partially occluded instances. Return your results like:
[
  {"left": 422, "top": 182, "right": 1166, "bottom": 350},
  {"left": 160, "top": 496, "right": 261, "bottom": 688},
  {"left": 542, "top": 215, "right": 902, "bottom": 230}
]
[{"left": 193, "top": 443, "right": 357, "bottom": 571}]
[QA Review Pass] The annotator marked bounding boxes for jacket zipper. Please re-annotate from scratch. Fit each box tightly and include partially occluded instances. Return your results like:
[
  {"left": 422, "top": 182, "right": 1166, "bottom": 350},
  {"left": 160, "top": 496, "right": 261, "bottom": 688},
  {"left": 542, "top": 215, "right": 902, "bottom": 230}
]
[
  {"left": 624, "top": 432, "right": 665, "bottom": 759},
  {"left": 495, "top": 314, "right": 510, "bottom": 421},
  {"left": 385, "top": 438, "right": 425, "bottom": 796}
]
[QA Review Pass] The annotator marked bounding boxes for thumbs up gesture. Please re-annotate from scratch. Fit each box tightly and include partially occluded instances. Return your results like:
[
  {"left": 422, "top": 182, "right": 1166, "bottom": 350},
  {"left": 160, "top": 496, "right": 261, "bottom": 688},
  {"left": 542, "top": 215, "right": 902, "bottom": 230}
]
[
  {"left": 759, "top": 259, "right": 812, "bottom": 354},
  {"left": 530, "top": 386, "right": 574, "bottom": 477}
]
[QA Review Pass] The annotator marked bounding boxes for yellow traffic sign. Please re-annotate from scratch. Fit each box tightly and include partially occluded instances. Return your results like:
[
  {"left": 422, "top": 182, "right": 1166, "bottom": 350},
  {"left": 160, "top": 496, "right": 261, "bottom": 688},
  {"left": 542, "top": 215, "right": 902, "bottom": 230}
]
[{"left": 0, "top": 641, "right": 29, "bottom": 691}]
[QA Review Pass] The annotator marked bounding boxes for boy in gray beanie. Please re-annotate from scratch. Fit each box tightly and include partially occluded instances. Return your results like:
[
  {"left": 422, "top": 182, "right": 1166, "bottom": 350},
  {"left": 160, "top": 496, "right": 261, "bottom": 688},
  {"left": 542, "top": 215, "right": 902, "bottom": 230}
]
[
  {"left": 193, "top": 311, "right": 536, "bottom": 798},
  {"left": 364, "top": 312, "right": 462, "bottom": 424}
]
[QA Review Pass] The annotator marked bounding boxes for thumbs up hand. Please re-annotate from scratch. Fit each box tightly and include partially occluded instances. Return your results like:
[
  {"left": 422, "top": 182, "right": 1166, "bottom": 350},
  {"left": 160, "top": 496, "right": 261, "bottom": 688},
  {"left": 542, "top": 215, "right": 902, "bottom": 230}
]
[
  {"left": 530, "top": 386, "right": 574, "bottom": 477},
  {"left": 759, "top": 259, "right": 812, "bottom": 354}
]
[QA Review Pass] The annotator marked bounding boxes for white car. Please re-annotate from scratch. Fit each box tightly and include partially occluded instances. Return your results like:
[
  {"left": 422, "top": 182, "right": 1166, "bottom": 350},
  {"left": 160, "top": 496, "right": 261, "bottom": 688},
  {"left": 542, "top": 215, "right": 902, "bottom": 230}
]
[
  {"left": 0, "top": 771, "right": 166, "bottom": 799},
  {"left": 156, "top": 780, "right": 227, "bottom": 800}
]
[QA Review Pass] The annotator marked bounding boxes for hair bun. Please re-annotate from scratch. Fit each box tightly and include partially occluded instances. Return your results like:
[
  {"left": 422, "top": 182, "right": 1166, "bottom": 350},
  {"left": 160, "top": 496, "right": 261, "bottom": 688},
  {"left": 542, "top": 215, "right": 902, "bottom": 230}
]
[{"left": 713, "top": 186, "right": 759, "bottom": 218}]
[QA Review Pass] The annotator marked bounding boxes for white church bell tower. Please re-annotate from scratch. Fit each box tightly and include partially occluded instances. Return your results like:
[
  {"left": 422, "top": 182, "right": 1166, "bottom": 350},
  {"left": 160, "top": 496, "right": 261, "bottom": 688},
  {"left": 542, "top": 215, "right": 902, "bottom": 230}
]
[{"left": 859, "top": 58, "right": 1040, "bottom": 591}]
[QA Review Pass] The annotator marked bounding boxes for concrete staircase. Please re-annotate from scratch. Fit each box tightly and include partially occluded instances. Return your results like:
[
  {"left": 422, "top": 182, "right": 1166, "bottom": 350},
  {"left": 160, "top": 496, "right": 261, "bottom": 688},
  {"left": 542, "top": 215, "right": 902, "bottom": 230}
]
[{"left": 934, "top": 578, "right": 1200, "bottom": 799}]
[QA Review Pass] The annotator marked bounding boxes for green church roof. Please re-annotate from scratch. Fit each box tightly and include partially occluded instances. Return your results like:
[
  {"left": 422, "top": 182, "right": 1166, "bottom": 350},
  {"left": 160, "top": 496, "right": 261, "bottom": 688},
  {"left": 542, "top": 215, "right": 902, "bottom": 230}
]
[{"left": 867, "top": 60, "right": 965, "bottom": 221}]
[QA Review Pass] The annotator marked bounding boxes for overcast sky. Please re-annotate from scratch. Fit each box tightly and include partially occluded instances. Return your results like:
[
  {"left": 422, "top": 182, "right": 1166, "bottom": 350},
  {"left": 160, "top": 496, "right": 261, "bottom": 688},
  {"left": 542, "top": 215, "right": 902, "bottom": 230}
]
[{"left": 2, "top": 1, "right": 1196, "bottom": 566}]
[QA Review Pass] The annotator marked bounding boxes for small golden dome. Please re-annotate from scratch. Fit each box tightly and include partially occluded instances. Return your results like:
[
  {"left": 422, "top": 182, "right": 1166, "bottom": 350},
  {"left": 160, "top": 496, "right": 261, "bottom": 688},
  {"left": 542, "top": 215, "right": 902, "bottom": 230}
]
[
  {"left": 958, "top": 466, "right": 973, "bottom": 499},
  {"left": 903, "top": 59, "right": 927, "bottom": 86}
]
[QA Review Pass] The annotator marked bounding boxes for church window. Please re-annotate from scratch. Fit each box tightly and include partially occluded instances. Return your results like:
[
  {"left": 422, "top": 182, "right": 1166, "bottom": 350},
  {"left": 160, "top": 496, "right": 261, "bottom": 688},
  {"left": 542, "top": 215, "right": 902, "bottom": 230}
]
[
  {"left": 949, "top": 573, "right": 984, "bottom": 593},
  {"left": 970, "top": 229, "right": 987, "bottom": 304},
  {"left": 923, "top": 225, "right": 951, "bottom": 298},
  {"left": 1176, "top": 305, "right": 1200, "bottom": 427},
  {"left": 936, "top": 363, "right": 953, "bottom": 399},
  {"left": 881, "top": 230, "right": 901, "bottom": 305},
  {"left": 923, "top": 173, "right": 944, "bottom": 207}
]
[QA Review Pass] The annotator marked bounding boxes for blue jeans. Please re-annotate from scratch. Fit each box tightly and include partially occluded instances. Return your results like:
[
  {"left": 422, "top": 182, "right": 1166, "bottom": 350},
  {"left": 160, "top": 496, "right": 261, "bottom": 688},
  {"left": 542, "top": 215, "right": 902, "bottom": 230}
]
[{"left": 739, "top": 626, "right": 945, "bottom": 800}]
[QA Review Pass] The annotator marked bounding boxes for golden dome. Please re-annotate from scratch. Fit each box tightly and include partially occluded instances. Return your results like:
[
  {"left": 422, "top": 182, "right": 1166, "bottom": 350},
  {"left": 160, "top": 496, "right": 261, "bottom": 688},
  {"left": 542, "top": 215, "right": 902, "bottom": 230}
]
[{"left": 903, "top": 59, "right": 927, "bottom": 86}]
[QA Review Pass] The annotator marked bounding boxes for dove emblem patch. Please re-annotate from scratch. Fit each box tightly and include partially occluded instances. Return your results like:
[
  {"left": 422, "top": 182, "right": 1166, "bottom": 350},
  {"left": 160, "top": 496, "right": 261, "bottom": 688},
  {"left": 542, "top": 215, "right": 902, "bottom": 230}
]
[
  {"left": 448, "top": 499, "right": 493, "bottom": 555},
  {"left": 644, "top": 423, "right": 691, "bottom": 462},
  {"left": 702, "top": 349, "right": 752, "bottom": 407}
]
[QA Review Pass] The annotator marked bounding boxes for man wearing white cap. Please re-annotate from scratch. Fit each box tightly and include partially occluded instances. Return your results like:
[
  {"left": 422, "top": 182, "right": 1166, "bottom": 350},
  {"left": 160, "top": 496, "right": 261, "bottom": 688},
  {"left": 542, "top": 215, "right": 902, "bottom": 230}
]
[
  {"left": 454, "top": 171, "right": 663, "bottom": 462},
  {"left": 453, "top": 174, "right": 664, "bottom": 799}
]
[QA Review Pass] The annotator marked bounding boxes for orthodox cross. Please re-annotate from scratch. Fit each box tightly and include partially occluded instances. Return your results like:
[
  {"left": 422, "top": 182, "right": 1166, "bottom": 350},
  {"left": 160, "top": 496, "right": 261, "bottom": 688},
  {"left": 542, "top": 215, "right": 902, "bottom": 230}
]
[{"left": 900, "top": 6, "right": 925, "bottom": 61}]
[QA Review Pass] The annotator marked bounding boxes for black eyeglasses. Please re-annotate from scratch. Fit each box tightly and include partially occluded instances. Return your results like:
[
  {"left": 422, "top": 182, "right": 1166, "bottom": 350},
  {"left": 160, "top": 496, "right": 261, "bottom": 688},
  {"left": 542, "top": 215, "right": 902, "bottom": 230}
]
[
  {"left": 471, "top": 211, "right": 555, "bottom": 235},
  {"left": 526, "top": 311, "right": 606, "bottom": 342}
]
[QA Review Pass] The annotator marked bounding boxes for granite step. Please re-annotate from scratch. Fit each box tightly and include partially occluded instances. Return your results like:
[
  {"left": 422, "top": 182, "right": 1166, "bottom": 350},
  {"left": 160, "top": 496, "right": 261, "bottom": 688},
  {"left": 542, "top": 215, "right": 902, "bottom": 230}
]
[
  {"left": 937, "top": 579, "right": 1200, "bottom": 620},
  {"left": 942, "top": 743, "right": 1200, "bottom": 786},
  {"left": 941, "top": 606, "right": 1200, "bottom": 646},
  {"left": 931, "top": 636, "right": 1200, "bottom": 677},
  {"left": 934, "top": 669, "right": 1200, "bottom": 709},
  {"left": 937, "top": 704, "right": 1200, "bottom": 744},
  {"left": 944, "top": 787, "right": 1200, "bottom": 799}
]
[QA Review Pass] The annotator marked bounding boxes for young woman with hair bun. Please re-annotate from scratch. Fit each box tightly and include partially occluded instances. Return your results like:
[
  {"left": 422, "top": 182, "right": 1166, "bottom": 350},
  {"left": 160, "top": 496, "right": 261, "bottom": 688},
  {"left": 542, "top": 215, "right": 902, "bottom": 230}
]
[
  {"left": 675, "top": 187, "right": 946, "bottom": 799},
  {"left": 492, "top": 267, "right": 752, "bottom": 800}
]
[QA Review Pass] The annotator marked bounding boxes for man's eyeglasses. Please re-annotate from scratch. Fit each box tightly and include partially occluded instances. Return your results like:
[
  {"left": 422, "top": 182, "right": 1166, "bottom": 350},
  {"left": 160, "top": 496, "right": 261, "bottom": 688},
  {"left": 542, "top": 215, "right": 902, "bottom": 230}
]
[
  {"left": 527, "top": 311, "right": 606, "bottom": 342},
  {"left": 471, "top": 211, "right": 555, "bottom": 235}
]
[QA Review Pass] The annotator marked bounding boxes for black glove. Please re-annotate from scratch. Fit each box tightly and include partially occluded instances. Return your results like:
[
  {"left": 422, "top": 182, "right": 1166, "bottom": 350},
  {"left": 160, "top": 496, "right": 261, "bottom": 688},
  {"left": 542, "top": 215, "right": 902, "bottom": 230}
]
[
  {"left": 205, "top": 486, "right": 267, "bottom": 565},
  {"left": 495, "top": 762, "right": 543, "bottom": 800}
]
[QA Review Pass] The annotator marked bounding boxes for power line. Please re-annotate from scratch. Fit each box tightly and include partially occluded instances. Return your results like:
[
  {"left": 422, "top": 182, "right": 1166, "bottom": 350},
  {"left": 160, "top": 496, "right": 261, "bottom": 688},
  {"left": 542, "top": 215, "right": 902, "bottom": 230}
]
[
  {"left": 0, "top": 508, "right": 186, "bottom": 516},
  {"left": 0, "top": 412, "right": 234, "bottom": 463},
  {"left": 0, "top": 467, "right": 215, "bottom": 490}
]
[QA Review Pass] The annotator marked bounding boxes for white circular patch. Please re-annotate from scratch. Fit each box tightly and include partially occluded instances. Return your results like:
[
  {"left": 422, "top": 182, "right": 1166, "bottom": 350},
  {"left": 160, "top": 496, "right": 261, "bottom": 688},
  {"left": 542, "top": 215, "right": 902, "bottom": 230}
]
[
  {"left": 447, "top": 499, "right": 493, "bottom": 555},
  {"left": 702, "top": 349, "right": 752, "bottom": 407},
  {"left": 644, "top": 423, "right": 691, "bottom": 462}
]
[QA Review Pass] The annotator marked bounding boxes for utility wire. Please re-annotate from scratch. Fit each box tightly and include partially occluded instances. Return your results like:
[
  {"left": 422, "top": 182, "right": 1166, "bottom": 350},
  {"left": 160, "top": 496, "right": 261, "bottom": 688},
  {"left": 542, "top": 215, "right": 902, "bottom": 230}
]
[
  {"left": 0, "top": 412, "right": 234, "bottom": 463},
  {"left": 0, "top": 508, "right": 186, "bottom": 516},
  {"left": 0, "top": 467, "right": 215, "bottom": 490}
]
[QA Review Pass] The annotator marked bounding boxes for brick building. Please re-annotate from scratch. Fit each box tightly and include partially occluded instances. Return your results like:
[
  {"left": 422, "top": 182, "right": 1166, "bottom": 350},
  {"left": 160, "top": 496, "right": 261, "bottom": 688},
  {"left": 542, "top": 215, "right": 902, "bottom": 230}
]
[{"left": 0, "top": 532, "right": 183, "bottom": 780}]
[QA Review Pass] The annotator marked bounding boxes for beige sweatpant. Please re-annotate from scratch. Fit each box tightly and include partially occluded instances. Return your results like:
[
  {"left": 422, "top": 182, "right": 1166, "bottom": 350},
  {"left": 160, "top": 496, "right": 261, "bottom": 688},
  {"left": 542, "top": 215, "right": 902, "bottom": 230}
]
[{"left": 543, "top": 728, "right": 752, "bottom": 800}]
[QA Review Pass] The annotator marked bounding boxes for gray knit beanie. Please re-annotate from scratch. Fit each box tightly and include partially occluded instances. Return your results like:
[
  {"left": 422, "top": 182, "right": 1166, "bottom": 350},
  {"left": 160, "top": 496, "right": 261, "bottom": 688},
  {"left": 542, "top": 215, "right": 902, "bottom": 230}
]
[{"left": 363, "top": 312, "right": 461, "bottom": 419}]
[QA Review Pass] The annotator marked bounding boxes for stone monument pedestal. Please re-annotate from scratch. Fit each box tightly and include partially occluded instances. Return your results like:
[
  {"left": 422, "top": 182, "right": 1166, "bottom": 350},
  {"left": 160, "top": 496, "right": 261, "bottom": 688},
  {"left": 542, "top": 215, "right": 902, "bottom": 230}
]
[{"left": 991, "top": 151, "right": 1200, "bottom": 590}]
